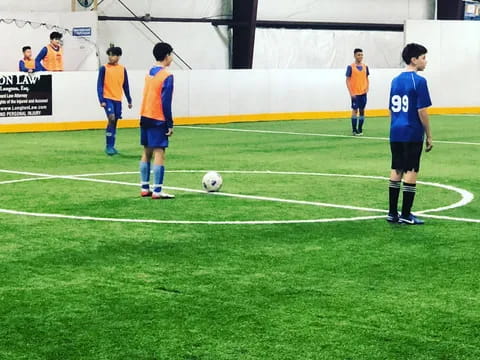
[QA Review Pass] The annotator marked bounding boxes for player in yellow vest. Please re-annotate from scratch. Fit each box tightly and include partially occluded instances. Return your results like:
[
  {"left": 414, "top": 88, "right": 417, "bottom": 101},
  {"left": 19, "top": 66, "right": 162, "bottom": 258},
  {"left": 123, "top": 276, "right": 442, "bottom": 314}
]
[
  {"left": 139, "top": 42, "right": 175, "bottom": 199},
  {"left": 36, "top": 31, "right": 64, "bottom": 72},
  {"left": 19, "top": 46, "right": 35, "bottom": 73},
  {"left": 346, "top": 48, "right": 370, "bottom": 136}
]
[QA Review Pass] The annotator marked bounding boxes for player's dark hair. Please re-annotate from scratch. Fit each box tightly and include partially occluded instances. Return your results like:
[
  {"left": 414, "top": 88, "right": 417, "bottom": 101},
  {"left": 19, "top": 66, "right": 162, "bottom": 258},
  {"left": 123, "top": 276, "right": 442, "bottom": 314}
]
[
  {"left": 50, "top": 31, "right": 63, "bottom": 40},
  {"left": 22, "top": 46, "right": 31, "bottom": 53},
  {"left": 402, "top": 43, "right": 427, "bottom": 65},
  {"left": 106, "top": 47, "right": 123, "bottom": 56},
  {"left": 354, "top": 48, "right": 363, "bottom": 54},
  {"left": 153, "top": 42, "right": 173, "bottom": 61}
]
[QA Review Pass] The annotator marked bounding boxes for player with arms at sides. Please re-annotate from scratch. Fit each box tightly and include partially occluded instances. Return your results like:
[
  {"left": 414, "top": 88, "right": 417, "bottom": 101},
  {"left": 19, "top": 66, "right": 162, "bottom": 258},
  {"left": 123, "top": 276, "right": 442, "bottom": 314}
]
[
  {"left": 35, "top": 32, "right": 64, "bottom": 72},
  {"left": 19, "top": 46, "right": 35, "bottom": 73},
  {"left": 346, "top": 48, "right": 370, "bottom": 136},
  {"left": 97, "top": 47, "right": 133, "bottom": 155},
  {"left": 139, "top": 42, "right": 175, "bottom": 199},
  {"left": 387, "top": 43, "right": 433, "bottom": 225}
]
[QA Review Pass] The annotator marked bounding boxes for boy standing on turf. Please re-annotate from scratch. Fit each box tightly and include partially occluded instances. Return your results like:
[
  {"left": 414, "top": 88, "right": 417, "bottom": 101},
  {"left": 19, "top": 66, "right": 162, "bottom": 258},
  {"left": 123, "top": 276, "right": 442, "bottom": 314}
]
[
  {"left": 387, "top": 43, "right": 433, "bottom": 225},
  {"left": 138, "top": 42, "right": 175, "bottom": 199},
  {"left": 346, "top": 48, "right": 369, "bottom": 135},
  {"left": 97, "top": 47, "right": 133, "bottom": 155}
]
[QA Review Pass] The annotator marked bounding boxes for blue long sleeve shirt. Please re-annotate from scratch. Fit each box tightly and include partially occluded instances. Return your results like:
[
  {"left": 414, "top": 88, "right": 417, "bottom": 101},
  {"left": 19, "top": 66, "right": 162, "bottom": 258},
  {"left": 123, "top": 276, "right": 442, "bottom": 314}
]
[
  {"left": 35, "top": 47, "right": 48, "bottom": 71},
  {"left": 123, "top": 69, "right": 132, "bottom": 104},
  {"left": 19, "top": 60, "right": 35, "bottom": 72}
]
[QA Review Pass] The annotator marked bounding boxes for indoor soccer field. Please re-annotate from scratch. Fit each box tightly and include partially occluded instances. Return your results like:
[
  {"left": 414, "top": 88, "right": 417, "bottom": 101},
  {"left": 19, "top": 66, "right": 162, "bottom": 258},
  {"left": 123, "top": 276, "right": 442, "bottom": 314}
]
[{"left": 0, "top": 115, "right": 479, "bottom": 359}]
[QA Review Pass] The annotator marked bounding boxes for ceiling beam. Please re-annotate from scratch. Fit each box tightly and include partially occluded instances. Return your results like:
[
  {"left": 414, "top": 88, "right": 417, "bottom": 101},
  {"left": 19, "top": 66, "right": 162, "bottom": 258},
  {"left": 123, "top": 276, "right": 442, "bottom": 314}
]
[{"left": 231, "top": 0, "right": 259, "bottom": 69}]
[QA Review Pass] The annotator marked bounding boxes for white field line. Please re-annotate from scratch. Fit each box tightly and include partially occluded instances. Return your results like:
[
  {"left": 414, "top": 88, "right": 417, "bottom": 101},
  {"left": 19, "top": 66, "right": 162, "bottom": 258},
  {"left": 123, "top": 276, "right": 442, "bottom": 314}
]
[
  {"left": 420, "top": 213, "right": 480, "bottom": 223},
  {"left": 180, "top": 126, "right": 480, "bottom": 146},
  {"left": 71, "top": 170, "right": 389, "bottom": 180},
  {"left": 415, "top": 181, "right": 474, "bottom": 214},
  {"left": 0, "top": 169, "right": 57, "bottom": 177},
  {"left": 0, "top": 169, "right": 478, "bottom": 224},
  {"left": 9, "top": 172, "right": 388, "bottom": 214},
  {"left": 0, "top": 176, "right": 58, "bottom": 185},
  {"left": 69, "top": 170, "right": 475, "bottom": 216},
  {"left": 0, "top": 208, "right": 385, "bottom": 225}
]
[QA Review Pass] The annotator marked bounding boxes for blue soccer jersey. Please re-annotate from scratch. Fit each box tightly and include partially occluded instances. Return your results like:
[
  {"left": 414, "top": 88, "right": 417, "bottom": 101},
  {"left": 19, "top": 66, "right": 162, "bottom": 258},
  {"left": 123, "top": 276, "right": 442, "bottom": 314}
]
[{"left": 389, "top": 71, "right": 432, "bottom": 142}]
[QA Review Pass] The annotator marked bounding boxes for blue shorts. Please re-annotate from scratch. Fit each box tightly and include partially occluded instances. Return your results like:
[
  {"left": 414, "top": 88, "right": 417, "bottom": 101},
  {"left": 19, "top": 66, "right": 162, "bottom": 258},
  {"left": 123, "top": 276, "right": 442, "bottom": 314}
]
[
  {"left": 103, "top": 99, "right": 122, "bottom": 119},
  {"left": 351, "top": 94, "right": 367, "bottom": 110},
  {"left": 140, "top": 122, "right": 169, "bottom": 148}
]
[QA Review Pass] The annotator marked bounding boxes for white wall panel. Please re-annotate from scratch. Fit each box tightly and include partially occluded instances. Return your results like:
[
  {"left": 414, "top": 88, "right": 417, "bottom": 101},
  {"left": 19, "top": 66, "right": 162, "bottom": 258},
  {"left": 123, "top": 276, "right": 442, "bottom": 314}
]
[
  {"left": 254, "top": 29, "right": 403, "bottom": 69},
  {"left": 188, "top": 71, "right": 230, "bottom": 116},
  {"left": 257, "top": 0, "right": 435, "bottom": 23},
  {"left": 229, "top": 70, "right": 271, "bottom": 115},
  {"left": 268, "top": 69, "right": 347, "bottom": 113}
]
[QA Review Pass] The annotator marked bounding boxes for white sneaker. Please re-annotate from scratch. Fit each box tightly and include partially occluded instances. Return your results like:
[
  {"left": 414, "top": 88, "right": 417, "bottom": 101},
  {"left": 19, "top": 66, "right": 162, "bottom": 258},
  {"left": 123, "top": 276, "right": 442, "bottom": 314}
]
[{"left": 152, "top": 191, "right": 175, "bottom": 200}]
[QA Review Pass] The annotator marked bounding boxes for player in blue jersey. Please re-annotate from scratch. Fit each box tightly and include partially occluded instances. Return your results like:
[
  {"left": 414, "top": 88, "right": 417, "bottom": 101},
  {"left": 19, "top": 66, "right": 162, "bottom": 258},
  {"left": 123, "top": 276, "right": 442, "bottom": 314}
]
[{"left": 387, "top": 43, "right": 433, "bottom": 225}]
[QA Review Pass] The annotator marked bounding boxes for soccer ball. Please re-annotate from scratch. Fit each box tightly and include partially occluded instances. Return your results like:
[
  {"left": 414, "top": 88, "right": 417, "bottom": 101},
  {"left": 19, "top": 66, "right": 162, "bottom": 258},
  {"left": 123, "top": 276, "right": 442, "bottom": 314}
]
[{"left": 202, "top": 171, "right": 223, "bottom": 192}]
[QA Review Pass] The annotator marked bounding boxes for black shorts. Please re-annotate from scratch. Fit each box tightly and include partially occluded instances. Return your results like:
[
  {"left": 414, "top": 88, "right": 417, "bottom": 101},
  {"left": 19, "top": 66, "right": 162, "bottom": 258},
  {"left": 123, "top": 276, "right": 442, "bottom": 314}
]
[{"left": 390, "top": 142, "right": 423, "bottom": 173}]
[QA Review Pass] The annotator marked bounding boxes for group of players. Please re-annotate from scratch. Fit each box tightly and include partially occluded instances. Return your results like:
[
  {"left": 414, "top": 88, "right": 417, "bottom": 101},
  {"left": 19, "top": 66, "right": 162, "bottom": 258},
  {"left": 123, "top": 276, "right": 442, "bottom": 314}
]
[
  {"left": 19, "top": 31, "right": 174, "bottom": 200},
  {"left": 94, "top": 40, "right": 433, "bottom": 224},
  {"left": 96, "top": 42, "right": 175, "bottom": 200},
  {"left": 19, "top": 31, "right": 64, "bottom": 73}
]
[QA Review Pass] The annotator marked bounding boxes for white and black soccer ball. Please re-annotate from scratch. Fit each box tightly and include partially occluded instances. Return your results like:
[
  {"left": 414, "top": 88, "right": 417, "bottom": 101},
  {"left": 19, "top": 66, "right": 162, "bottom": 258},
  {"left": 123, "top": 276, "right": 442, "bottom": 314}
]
[{"left": 202, "top": 171, "right": 223, "bottom": 192}]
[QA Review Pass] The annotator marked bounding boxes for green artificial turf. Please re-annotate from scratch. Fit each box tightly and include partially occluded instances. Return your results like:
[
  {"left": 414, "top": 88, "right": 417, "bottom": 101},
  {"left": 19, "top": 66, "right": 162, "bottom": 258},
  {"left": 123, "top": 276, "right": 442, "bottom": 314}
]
[{"left": 0, "top": 115, "right": 479, "bottom": 359}]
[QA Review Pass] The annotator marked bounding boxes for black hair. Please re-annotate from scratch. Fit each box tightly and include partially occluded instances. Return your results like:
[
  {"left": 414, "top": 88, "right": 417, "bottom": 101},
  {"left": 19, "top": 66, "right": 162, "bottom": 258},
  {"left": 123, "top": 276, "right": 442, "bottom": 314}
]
[
  {"left": 106, "top": 47, "right": 123, "bottom": 56},
  {"left": 402, "top": 43, "right": 428, "bottom": 65},
  {"left": 354, "top": 48, "right": 363, "bottom": 54},
  {"left": 22, "top": 46, "right": 31, "bottom": 52},
  {"left": 50, "top": 31, "right": 63, "bottom": 40},
  {"left": 153, "top": 42, "right": 173, "bottom": 61}
]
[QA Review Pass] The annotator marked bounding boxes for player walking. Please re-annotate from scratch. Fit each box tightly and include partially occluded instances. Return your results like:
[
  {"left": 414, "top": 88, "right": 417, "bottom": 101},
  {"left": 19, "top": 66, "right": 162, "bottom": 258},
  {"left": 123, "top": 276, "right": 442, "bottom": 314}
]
[{"left": 97, "top": 47, "right": 133, "bottom": 155}]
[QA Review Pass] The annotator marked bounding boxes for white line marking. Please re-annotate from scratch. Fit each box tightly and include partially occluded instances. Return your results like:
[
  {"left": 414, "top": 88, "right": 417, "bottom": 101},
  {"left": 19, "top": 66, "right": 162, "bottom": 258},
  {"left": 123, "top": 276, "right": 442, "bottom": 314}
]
[
  {"left": 0, "top": 208, "right": 385, "bottom": 225},
  {"left": 0, "top": 169, "right": 55, "bottom": 177},
  {"left": 69, "top": 169, "right": 476, "bottom": 216},
  {"left": 420, "top": 213, "right": 480, "bottom": 223},
  {"left": 0, "top": 176, "right": 58, "bottom": 185},
  {"left": 72, "top": 170, "right": 390, "bottom": 180},
  {"left": 0, "top": 170, "right": 387, "bottom": 213},
  {"left": 0, "top": 169, "right": 477, "bottom": 224},
  {"left": 4, "top": 169, "right": 390, "bottom": 180},
  {"left": 180, "top": 126, "right": 480, "bottom": 146},
  {"left": 415, "top": 181, "right": 474, "bottom": 214}
]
